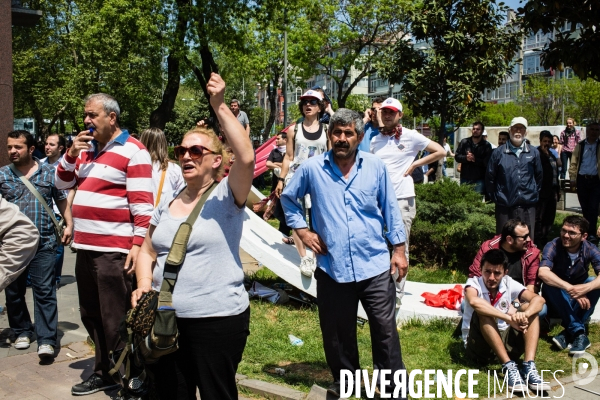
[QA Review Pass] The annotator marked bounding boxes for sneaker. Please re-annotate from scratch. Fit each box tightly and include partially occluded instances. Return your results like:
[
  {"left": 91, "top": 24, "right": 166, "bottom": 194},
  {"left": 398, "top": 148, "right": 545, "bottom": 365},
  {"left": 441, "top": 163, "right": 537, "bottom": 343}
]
[
  {"left": 299, "top": 258, "right": 313, "bottom": 277},
  {"left": 569, "top": 333, "right": 591, "bottom": 355},
  {"left": 309, "top": 257, "right": 317, "bottom": 272},
  {"left": 72, "top": 374, "right": 120, "bottom": 396},
  {"left": 552, "top": 330, "right": 571, "bottom": 351},
  {"left": 502, "top": 361, "right": 527, "bottom": 393},
  {"left": 14, "top": 336, "right": 30, "bottom": 350},
  {"left": 38, "top": 344, "right": 55, "bottom": 360},
  {"left": 521, "top": 360, "right": 551, "bottom": 392}
]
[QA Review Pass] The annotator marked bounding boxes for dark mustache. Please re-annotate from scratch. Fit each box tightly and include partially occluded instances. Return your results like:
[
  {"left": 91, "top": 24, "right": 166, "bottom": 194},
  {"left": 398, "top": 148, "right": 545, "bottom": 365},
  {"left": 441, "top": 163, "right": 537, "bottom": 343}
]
[{"left": 334, "top": 142, "right": 350, "bottom": 148}]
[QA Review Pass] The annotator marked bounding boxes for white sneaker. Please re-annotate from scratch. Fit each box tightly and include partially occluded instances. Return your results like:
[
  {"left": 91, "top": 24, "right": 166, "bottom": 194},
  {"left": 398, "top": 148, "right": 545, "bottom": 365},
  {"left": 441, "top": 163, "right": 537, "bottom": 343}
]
[
  {"left": 299, "top": 258, "right": 313, "bottom": 277},
  {"left": 310, "top": 257, "right": 317, "bottom": 272},
  {"left": 14, "top": 336, "right": 30, "bottom": 349},
  {"left": 38, "top": 344, "right": 55, "bottom": 360}
]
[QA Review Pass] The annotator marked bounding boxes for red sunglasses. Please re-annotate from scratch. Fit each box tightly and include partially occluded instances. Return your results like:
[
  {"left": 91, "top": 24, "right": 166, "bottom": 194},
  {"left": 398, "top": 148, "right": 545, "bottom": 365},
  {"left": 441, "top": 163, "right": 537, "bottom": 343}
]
[{"left": 174, "top": 145, "right": 215, "bottom": 160}]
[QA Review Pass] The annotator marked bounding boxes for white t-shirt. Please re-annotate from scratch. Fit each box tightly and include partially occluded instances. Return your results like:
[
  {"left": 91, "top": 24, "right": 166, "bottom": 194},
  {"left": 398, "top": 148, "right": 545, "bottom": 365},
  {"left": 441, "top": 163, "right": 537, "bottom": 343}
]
[
  {"left": 461, "top": 275, "right": 526, "bottom": 347},
  {"left": 370, "top": 128, "right": 431, "bottom": 199},
  {"left": 151, "top": 161, "right": 185, "bottom": 207}
]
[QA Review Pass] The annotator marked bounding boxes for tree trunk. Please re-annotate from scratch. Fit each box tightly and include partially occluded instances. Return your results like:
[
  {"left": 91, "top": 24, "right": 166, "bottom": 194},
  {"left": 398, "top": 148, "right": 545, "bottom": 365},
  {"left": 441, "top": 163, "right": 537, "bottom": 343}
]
[
  {"left": 187, "top": 45, "right": 219, "bottom": 130},
  {"left": 149, "top": 54, "right": 181, "bottom": 129},
  {"left": 149, "top": 0, "right": 187, "bottom": 129}
]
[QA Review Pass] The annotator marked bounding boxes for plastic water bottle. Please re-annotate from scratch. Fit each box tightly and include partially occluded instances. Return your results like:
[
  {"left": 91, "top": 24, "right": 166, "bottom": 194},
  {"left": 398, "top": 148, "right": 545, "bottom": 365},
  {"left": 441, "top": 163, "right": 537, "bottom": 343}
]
[{"left": 288, "top": 334, "right": 304, "bottom": 346}]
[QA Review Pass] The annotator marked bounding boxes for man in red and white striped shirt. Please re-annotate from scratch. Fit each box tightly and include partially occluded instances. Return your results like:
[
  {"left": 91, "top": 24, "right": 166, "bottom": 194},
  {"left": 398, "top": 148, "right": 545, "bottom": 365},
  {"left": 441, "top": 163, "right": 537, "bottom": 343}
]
[{"left": 55, "top": 93, "right": 153, "bottom": 396}]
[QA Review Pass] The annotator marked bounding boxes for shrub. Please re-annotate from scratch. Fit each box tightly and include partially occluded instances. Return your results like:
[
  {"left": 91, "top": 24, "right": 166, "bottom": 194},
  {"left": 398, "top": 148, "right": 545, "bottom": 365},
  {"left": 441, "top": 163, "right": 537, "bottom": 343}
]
[{"left": 410, "top": 179, "right": 495, "bottom": 272}]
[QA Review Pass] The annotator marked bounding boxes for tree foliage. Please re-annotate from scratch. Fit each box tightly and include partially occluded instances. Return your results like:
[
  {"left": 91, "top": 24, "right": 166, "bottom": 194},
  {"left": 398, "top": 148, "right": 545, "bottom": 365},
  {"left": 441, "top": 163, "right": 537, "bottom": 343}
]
[
  {"left": 519, "top": 1, "right": 600, "bottom": 81},
  {"left": 13, "top": 0, "right": 165, "bottom": 136},
  {"left": 290, "top": 0, "right": 412, "bottom": 108},
  {"left": 378, "top": 0, "right": 523, "bottom": 144}
]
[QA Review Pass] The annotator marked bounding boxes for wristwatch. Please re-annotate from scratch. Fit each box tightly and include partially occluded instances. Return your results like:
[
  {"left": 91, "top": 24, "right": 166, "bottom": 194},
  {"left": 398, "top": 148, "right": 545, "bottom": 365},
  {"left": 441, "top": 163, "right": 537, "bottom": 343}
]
[
  {"left": 278, "top": 177, "right": 285, "bottom": 182},
  {"left": 511, "top": 300, "right": 521, "bottom": 310}
]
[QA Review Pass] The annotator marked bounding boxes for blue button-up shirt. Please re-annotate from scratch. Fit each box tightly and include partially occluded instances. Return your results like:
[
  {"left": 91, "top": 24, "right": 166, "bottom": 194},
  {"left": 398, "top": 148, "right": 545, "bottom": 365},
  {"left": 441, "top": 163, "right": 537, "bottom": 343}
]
[
  {"left": 281, "top": 150, "right": 406, "bottom": 283},
  {"left": 541, "top": 237, "right": 600, "bottom": 285},
  {"left": 357, "top": 122, "right": 380, "bottom": 153},
  {"left": 579, "top": 139, "right": 599, "bottom": 175},
  {"left": 0, "top": 160, "right": 66, "bottom": 244}
]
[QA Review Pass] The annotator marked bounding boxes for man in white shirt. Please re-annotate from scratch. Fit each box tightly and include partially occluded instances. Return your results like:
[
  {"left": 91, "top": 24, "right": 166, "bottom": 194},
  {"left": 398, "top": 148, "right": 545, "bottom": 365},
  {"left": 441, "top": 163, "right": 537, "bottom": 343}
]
[
  {"left": 463, "top": 249, "right": 548, "bottom": 393},
  {"left": 370, "top": 98, "right": 445, "bottom": 312}
]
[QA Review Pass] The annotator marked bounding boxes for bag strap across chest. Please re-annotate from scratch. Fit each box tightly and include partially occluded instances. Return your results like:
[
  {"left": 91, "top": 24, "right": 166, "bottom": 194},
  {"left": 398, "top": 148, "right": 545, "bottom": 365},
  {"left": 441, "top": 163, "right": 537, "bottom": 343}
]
[{"left": 158, "top": 182, "right": 217, "bottom": 307}]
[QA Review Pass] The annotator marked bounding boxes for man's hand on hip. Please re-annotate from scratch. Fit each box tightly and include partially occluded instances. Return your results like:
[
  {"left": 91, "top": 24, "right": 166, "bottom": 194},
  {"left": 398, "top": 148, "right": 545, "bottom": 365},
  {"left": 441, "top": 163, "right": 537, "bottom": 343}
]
[{"left": 296, "top": 228, "right": 328, "bottom": 255}]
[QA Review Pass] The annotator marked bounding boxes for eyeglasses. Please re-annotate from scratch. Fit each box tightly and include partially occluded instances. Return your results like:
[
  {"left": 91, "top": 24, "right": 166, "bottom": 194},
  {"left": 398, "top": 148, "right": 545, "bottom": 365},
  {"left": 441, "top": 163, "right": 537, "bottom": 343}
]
[
  {"left": 561, "top": 228, "right": 582, "bottom": 237},
  {"left": 512, "top": 233, "right": 530, "bottom": 240},
  {"left": 300, "top": 99, "right": 319, "bottom": 106},
  {"left": 173, "top": 145, "right": 215, "bottom": 160}
]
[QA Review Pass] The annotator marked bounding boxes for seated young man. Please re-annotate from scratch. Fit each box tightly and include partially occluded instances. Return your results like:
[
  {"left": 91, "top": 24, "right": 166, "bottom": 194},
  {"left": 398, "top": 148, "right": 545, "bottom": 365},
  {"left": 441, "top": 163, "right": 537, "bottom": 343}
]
[
  {"left": 539, "top": 215, "right": 600, "bottom": 354},
  {"left": 469, "top": 219, "right": 540, "bottom": 292},
  {"left": 463, "top": 249, "right": 549, "bottom": 392}
]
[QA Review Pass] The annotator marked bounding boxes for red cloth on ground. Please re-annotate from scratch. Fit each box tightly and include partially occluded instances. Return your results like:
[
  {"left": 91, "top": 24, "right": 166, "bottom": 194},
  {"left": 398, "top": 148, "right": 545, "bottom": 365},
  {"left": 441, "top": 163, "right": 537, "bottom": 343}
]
[{"left": 421, "top": 284, "right": 463, "bottom": 310}]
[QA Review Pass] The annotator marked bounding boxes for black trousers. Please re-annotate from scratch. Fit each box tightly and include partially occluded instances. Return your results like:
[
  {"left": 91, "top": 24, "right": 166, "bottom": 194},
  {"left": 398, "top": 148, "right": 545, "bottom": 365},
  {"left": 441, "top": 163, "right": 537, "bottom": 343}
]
[
  {"left": 577, "top": 175, "right": 600, "bottom": 236},
  {"left": 150, "top": 307, "right": 250, "bottom": 400},
  {"left": 535, "top": 196, "right": 557, "bottom": 249},
  {"left": 76, "top": 250, "right": 132, "bottom": 378},
  {"left": 495, "top": 204, "right": 536, "bottom": 242},
  {"left": 315, "top": 268, "right": 406, "bottom": 398}
]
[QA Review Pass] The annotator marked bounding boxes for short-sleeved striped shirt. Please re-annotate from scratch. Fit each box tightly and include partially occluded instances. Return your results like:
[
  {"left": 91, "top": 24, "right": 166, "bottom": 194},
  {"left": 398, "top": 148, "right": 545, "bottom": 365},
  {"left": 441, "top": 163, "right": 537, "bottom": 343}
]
[{"left": 0, "top": 160, "right": 66, "bottom": 244}]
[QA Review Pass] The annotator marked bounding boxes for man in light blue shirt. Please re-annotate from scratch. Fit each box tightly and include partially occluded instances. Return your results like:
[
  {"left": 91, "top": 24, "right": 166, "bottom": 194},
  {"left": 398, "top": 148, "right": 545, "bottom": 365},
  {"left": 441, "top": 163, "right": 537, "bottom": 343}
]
[{"left": 281, "top": 108, "right": 408, "bottom": 398}]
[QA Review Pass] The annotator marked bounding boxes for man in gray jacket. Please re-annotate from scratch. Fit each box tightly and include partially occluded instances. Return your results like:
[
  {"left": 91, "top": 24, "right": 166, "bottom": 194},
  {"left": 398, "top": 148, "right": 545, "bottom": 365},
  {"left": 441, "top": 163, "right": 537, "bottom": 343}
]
[{"left": 0, "top": 194, "right": 39, "bottom": 291}]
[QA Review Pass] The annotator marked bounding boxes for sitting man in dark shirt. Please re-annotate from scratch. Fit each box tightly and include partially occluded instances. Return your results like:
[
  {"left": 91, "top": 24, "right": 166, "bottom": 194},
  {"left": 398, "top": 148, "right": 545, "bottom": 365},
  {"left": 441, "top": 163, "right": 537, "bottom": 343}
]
[
  {"left": 539, "top": 215, "right": 600, "bottom": 354},
  {"left": 469, "top": 219, "right": 546, "bottom": 318}
]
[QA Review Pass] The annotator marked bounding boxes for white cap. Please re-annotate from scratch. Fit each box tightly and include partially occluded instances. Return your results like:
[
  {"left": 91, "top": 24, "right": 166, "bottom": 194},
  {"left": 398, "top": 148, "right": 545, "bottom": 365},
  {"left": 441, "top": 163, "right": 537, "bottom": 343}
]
[
  {"left": 300, "top": 90, "right": 323, "bottom": 101},
  {"left": 482, "top": 130, "right": 488, "bottom": 136},
  {"left": 380, "top": 97, "right": 403, "bottom": 112},
  {"left": 510, "top": 117, "right": 528, "bottom": 129}
]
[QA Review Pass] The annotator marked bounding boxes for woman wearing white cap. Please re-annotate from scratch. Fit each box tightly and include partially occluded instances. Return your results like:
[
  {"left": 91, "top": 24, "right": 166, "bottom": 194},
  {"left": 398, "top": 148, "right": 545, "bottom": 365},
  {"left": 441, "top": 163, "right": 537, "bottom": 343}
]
[{"left": 275, "top": 89, "right": 331, "bottom": 277}]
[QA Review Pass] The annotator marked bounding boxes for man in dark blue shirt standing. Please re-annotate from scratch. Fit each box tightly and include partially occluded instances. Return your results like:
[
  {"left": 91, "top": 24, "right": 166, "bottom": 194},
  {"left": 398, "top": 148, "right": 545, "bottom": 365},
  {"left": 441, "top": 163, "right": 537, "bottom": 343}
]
[
  {"left": 538, "top": 215, "right": 600, "bottom": 355},
  {"left": 281, "top": 108, "right": 408, "bottom": 398},
  {"left": 486, "top": 117, "right": 543, "bottom": 242}
]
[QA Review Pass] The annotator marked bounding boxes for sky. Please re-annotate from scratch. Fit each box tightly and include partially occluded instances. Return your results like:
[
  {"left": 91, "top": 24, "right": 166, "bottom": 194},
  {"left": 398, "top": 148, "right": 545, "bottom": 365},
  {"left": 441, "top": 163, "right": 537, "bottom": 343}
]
[{"left": 502, "top": 0, "right": 525, "bottom": 11}]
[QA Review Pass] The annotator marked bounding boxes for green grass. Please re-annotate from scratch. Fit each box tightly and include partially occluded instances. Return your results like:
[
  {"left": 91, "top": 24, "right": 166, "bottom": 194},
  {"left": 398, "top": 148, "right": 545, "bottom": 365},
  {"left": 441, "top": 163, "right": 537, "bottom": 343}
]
[{"left": 240, "top": 298, "right": 600, "bottom": 398}]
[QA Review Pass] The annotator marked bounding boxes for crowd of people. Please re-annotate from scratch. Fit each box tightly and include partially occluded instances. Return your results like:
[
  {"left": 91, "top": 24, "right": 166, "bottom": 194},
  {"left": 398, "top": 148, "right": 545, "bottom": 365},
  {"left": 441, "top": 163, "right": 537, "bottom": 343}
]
[{"left": 1, "top": 73, "right": 599, "bottom": 399}]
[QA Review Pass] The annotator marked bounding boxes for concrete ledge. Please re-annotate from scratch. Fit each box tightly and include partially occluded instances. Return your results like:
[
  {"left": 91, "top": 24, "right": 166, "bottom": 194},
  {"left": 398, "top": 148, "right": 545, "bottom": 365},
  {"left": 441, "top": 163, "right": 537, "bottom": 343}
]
[
  {"left": 306, "top": 384, "right": 340, "bottom": 399},
  {"left": 237, "top": 377, "right": 305, "bottom": 400}
]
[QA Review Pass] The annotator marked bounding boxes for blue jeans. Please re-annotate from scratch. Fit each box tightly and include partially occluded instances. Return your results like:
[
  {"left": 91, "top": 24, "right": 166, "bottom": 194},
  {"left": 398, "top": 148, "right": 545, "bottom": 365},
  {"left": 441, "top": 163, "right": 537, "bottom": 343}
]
[
  {"left": 542, "top": 277, "right": 600, "bottom": 336},
  {"left": 460, "top": 178, "right": 485, "bottom": 194},
  {"left": 560, "top": 151, "right": 572, "bottom": 179},
  {"left": 5, "top": 240, "right": 58, "bottom": 346}
]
